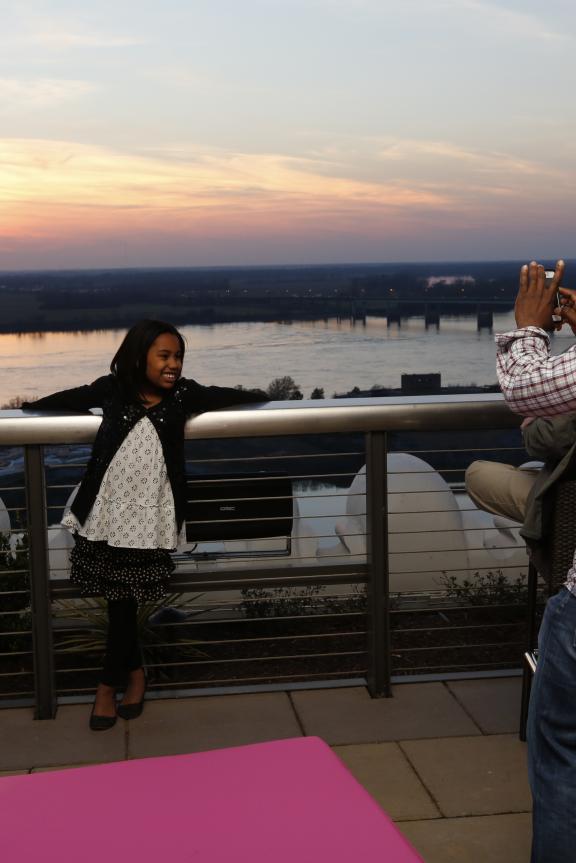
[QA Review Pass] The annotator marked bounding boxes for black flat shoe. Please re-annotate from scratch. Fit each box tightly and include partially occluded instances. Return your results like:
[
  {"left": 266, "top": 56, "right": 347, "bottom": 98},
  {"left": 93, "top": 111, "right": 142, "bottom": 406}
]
[
  {"left": 117, "top": 671, "right": 147, "bottom": 720},
  {"left": 89, "top": 705, "right": 117, "bottom": 731},
  {"left": 116, "top": 699, "right": 144, "bottom": 720}
]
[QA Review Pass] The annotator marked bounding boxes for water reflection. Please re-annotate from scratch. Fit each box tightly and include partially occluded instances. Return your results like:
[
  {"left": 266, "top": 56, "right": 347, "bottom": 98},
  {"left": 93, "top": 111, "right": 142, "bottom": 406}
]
[{"left": 0, "top": 312, "right": 572, "bottom": 405}]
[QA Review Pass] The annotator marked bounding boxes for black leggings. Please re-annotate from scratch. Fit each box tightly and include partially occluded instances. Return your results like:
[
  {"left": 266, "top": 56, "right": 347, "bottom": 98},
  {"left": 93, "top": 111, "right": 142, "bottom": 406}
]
[{"left": 101, "top": 599, "right": 142, "bottom": 687}]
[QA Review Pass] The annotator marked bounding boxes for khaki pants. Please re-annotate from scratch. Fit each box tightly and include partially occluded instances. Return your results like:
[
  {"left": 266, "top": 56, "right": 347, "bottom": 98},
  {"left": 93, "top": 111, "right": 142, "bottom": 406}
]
[{"left": 465, "top": 460, "right": 540, "bottom": 524}]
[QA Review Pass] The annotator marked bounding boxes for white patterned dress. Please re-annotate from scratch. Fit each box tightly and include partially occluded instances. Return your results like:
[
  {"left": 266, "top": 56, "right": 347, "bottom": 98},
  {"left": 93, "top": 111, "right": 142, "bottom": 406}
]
[{"left": 63, "top": 417, "right": 177, "bottom": 602}]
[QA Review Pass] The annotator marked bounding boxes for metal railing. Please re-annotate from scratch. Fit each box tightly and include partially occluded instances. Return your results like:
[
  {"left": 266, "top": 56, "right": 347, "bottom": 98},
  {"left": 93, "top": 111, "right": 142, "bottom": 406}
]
[{"left": 0, "top": 395, "right": 529, "bottom": 718}]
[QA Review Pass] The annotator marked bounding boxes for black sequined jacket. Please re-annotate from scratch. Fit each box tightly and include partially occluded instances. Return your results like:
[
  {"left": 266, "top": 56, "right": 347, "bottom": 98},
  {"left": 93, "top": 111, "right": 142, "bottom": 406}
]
[{"left": 24, "top": 375, "right": 266, "bottom": 532}]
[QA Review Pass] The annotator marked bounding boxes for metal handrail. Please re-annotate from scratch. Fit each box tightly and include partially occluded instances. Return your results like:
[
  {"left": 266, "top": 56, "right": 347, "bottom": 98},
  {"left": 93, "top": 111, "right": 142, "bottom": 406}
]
[
  {"left": 0, "top": 394, "right": 525, "bottom": 718},
  {"left": 0, "top": 393, "right": 518, "bottom": 444}
]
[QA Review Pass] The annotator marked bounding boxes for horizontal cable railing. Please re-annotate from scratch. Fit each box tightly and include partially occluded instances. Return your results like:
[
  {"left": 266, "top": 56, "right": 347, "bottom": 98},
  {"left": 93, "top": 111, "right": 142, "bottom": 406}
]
[{"left": 0, "top": 394, "right": 540, "bottom": 717}]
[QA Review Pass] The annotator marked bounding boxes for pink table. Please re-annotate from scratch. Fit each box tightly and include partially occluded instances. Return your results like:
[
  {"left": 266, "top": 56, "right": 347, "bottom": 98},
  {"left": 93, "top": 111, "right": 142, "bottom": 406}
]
[{"left": 0, "top": 736, "right": 423, "bottom": 862}]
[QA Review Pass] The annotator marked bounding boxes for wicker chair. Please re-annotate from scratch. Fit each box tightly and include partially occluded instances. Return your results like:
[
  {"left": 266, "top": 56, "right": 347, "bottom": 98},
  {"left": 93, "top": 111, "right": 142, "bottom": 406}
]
[{"left": 519, "top": 477, "right": 576, "bottom": 740}]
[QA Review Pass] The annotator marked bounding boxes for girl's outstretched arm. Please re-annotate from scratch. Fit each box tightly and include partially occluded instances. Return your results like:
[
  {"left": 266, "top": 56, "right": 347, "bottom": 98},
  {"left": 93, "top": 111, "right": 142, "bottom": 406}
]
[
  {"left": 180, "top": 379, "right": 268, "bottom": 415},
  {"left": 22, "top": 375, "right": 115, "bottom": 412}
]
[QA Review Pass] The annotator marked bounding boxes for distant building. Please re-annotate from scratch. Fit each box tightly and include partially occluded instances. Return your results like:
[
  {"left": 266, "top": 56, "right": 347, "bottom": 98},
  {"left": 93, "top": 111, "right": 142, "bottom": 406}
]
[{"left": 400, "top": 373, "right": 441, "bottom": 394}]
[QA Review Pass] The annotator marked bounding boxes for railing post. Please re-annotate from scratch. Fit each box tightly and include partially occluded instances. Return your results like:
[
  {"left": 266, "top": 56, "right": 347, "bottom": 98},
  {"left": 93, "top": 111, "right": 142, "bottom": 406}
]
[
  {"left": 365, "top": 430, "right": 391, "bottom": 697},
  {"left": 24, "top": 445, "right": 56, "bottom": 719}
]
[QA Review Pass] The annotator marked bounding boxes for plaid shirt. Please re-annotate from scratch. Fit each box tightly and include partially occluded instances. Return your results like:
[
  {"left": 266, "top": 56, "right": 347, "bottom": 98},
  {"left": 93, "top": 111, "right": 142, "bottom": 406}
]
[
  {"left": 496, "top": 325, "right": 576, "bottom": 592},
  {"left": 496, "top": 326, "right": 576, "bottom": 416}
]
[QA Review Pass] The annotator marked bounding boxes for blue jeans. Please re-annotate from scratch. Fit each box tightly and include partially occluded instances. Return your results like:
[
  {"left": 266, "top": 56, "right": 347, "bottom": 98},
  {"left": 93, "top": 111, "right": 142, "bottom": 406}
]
[{"left": 528, "top": 587, "right": 576, "bottom": 863}]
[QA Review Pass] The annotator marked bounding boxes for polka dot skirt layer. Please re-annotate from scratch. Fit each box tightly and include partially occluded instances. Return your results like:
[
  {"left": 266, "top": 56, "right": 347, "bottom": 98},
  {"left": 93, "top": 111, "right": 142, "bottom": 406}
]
[{"left": 70, "top": 535, "right": 175, "bottom": 602}]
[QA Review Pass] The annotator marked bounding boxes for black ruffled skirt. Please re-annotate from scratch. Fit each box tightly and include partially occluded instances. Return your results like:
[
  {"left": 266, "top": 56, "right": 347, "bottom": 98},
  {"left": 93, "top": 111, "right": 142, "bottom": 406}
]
[{"left": 69, "top": 535, "right": 175, "bottom": 603}]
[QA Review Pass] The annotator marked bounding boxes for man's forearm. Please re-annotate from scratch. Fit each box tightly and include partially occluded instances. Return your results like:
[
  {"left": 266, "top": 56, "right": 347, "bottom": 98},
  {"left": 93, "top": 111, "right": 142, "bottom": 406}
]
[{"left": 496, "top": 327, "right": 576, "bottom": 417}]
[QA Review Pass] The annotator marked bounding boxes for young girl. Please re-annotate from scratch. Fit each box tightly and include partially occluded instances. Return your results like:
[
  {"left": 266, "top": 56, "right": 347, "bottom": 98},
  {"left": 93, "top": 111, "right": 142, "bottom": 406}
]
[{"left": 25, "top": 320, "right": 266, "bottom": 730}]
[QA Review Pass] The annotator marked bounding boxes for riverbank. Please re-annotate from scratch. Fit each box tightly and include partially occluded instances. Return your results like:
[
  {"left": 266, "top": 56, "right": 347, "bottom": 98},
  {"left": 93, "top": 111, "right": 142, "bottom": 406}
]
[
  {"left": 0, "top": 260, "right": 527, "bottom": 334},
  {"left": 0, "top": 288, "right": 514, "bottom": 335}
]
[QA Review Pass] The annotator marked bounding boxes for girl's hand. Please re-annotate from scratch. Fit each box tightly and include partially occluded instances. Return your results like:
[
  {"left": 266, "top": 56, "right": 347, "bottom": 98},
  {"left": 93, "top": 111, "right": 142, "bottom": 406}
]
[
  {"left": 515, "top": 259, "right": 565, "bottom": 331},
  {"left": 558, "top": 287, "right": 576, "bottom": 335}
]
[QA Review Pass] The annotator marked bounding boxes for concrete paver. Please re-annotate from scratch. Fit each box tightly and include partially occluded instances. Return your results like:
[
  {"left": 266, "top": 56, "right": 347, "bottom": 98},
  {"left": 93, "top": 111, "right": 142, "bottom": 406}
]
[
  {"left": 0, "top": 678, "right": 534, "bottom": 860},
  {"left": 399, "top": 813, "right": 532, "bottom": 863},
  {"left": 333, "top": 742, "right": 441, "bottom": 821},
  {"left": 31, "top": 763, "right": 101, "bottom": 773},
  {"left": 291, "top": 683, "right": 481, "bottom": 745},
  {"left": 446, "top": 677, "right": 522, "bottom": 734},
  {"left": 0, "top": 705, "right": 125, "bottom": 771},
  {"left": 400, "top": 734, "right": 531, "bottom": 817},
  {"left": 129, "top": 692, "right": 302, "bottom": 759}
]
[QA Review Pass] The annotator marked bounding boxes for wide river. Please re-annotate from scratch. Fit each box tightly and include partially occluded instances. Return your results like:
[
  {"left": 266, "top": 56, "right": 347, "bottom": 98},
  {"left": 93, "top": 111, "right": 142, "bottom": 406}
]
[{"left": 1, "top": 311, "right": 573, "bottom": 406}]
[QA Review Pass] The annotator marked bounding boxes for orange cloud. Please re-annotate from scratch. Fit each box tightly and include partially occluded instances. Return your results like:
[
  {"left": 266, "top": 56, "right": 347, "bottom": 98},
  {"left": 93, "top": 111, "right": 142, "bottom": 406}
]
[
  {"left": 0, "top": 138, "right": 450, "bottom": 243},
  {"left": 2, "top": 136, "right": 573, "bottom": 267}
]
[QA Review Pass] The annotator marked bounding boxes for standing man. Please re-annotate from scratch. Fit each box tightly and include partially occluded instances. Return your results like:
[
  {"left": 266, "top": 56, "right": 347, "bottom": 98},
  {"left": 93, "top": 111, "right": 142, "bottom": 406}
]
[{"left": 496, "top": 259, "right": 576, "bottom": 863}]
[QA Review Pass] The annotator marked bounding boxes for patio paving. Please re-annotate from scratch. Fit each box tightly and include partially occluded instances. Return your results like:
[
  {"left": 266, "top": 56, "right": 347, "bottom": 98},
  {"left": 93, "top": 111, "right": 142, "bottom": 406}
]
[
  {"left": 0, "top": 703, "right": 126, "bottom": 771},
  {"left": 128, "top": 691, "right": 302, "bottom": 759},
  {"left": 0, "top": 675, "right": 531, "bottom": 862},
  {"left": 333, "top": 742, "right": 441, "bottom": 821},
  {"left": 445, "top": 677, "right": 523, "bottom": 735},
  {"left": 290, "top": 682, "right": 482, "bottom": 743},
  {"left": 400, "top": 734, "right": 531, "bottom": 817},
  {"left": 401, "top": 813, "right": 532, "bottom": 863}
]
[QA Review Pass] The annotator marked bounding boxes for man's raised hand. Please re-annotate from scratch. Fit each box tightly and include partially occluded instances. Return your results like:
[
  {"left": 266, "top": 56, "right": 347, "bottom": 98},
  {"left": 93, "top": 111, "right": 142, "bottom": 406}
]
[{"left": 515, "top": 259, "right": 565, "bottom": 331}]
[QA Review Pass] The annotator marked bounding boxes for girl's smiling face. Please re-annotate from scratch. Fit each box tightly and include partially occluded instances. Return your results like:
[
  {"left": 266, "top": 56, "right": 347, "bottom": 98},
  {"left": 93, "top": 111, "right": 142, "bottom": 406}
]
[{"left": 144, "top": 333, "right": 183, "bottom": 394}]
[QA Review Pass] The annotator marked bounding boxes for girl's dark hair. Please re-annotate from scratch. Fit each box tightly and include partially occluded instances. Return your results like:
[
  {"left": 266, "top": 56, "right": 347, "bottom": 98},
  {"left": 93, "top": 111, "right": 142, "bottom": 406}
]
[{"left": 110, "top": 319, "right": 186, "bottom": 403}]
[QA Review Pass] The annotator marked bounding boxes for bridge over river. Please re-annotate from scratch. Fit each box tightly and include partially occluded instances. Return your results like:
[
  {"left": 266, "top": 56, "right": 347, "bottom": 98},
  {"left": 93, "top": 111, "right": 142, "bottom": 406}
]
[{"left": 263, "top": 295, "right": 513, "bottom": 329}]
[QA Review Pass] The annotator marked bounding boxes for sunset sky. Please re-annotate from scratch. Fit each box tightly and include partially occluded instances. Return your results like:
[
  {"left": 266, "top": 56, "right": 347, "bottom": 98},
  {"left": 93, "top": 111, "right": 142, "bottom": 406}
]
[{"left": 1, "top": 0, "right": 575, "bottom": 269}]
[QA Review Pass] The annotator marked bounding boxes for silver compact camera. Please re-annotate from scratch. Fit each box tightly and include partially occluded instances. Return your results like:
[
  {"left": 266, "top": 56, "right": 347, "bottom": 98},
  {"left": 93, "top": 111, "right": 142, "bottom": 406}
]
[{"left": 546, "top": 270, "right": 562, "bottom": 323}]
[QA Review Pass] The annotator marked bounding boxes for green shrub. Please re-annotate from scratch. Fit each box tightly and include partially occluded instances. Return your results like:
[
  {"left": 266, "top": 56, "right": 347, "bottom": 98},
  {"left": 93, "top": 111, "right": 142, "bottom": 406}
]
[{"left": 438, "top": 569, "right": 528, "bottom": 606}]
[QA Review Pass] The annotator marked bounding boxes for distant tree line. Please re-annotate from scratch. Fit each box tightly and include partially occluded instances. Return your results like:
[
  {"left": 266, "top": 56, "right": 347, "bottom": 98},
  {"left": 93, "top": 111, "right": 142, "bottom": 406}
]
[
  {"left": 1, "top": 260, "right": 549, "bottom": 334},
  {"left": 263, "top": 377, "right": 324, "bottom": 400},
  {"left": 0, "top": 260, "right": 533, "bottom": 305}
]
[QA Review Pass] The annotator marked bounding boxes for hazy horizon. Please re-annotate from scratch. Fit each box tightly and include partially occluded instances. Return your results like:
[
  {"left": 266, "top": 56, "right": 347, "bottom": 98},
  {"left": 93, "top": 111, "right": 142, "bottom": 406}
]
[{"left": 1, "top": 256, "right": 573, "bottom": 277}]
